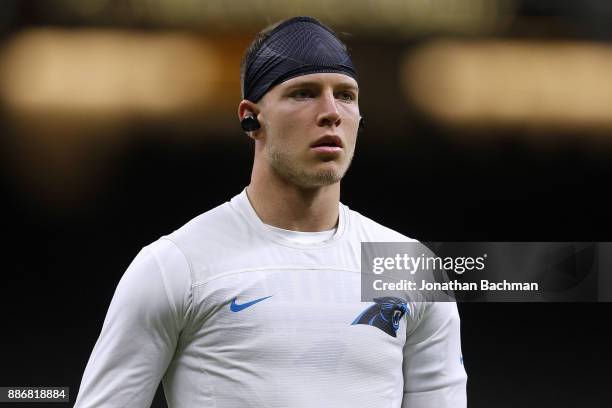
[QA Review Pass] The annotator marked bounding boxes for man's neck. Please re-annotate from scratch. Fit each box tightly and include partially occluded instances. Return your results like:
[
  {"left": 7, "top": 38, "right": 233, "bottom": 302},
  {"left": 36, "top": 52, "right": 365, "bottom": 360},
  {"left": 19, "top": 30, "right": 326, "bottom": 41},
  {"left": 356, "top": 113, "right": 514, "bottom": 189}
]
[{"left": 246, "top": 175, "right": 340, "bottom": 232}]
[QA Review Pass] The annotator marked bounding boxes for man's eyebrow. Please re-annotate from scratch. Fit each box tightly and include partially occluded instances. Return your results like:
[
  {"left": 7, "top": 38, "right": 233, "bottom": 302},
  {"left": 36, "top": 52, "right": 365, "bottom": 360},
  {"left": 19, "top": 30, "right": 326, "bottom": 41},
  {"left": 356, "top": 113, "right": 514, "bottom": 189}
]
[{"left": 285, "top": 81, "right": 359, "bottom": 91}]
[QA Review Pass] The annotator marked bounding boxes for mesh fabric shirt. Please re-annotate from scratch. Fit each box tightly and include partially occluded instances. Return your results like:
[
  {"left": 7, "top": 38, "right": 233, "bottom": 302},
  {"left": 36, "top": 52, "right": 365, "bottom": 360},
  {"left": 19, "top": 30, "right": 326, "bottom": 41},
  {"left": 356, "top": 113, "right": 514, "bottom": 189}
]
[{"left": 74, "top": 189, "right": 467, "bottom": 407}]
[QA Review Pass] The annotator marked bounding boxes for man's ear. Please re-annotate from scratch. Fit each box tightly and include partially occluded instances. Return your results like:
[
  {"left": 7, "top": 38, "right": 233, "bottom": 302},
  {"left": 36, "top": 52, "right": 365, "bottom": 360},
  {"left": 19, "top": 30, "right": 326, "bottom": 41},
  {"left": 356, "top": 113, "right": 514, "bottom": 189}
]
[{"left": 238, "top": 100, "right": 261, "bottom": 139}]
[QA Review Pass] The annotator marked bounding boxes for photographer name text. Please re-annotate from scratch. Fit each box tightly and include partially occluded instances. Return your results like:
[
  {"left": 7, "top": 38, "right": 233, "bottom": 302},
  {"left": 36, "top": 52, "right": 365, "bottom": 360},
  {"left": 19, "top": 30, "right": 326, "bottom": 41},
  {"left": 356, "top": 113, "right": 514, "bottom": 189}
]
[{"left": 373, "top": 279, "right": 539, "bottom": 291}]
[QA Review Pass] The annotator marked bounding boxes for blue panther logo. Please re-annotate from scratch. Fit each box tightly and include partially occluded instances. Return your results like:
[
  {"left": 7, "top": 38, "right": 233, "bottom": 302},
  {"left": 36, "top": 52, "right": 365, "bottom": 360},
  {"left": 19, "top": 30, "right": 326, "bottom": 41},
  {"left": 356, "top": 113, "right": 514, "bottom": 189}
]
[{"left": 351, "top": 297, "right": 409, "bottom": 337}]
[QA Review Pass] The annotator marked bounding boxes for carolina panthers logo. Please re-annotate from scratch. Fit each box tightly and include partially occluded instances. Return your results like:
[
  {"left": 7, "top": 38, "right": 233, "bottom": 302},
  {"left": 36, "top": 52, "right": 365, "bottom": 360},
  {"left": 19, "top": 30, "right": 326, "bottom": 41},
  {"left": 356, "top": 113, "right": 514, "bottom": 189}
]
[{"left": 351, "top": 297, "right": 409, "bottom": 337}]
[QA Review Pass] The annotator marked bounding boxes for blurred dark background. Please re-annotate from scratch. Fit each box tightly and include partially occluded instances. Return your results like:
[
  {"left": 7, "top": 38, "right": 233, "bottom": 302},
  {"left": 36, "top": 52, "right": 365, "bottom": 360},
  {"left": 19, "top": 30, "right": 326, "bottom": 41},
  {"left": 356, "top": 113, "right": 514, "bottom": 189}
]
[{"left": 1, "top": 1, "right": 611, "bottom": 407}]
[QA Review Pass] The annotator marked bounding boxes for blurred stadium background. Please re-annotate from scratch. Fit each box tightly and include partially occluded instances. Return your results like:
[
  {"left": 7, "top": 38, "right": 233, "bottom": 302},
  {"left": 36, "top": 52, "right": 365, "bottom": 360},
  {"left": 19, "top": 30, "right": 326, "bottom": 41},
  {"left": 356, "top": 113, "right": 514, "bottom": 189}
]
[{"left": 1, "top": 1, "right": 611, "bottom": 407}]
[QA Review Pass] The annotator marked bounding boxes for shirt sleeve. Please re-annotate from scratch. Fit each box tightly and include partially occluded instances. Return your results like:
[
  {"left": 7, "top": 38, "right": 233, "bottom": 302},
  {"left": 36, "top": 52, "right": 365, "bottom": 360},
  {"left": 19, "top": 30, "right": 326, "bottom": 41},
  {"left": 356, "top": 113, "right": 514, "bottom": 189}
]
[
  {"left": 401, "top": 301, "right": 467, "bottom": 408},
  {"left": 74, "top": 238, "right": 193, "bottom": 408}
]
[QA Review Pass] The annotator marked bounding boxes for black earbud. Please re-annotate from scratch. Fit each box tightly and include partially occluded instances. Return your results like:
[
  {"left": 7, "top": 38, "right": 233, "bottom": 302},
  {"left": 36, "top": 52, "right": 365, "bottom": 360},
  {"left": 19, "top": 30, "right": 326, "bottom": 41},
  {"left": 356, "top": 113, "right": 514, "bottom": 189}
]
[
  {"left": 241, "top": 114, "right": 261, "bottom": 132},
  {"left": 358, "top": 116, "right": 365, "bottom": 132}
]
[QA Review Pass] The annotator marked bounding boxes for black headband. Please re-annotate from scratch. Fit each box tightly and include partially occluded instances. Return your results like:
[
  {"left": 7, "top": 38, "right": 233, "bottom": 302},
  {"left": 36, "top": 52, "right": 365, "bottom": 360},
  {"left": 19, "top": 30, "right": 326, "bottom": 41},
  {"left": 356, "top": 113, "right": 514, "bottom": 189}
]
[{"left": 243, "top": 16, "right": 358, "bottom": 102}]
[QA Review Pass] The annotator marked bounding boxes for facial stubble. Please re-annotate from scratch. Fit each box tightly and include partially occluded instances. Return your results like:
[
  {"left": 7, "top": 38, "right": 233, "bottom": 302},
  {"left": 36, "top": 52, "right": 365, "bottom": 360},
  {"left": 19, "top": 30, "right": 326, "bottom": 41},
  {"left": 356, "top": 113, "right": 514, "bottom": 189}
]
[{"left": 267, "top": 140, "right": 355, "bottom": 188}]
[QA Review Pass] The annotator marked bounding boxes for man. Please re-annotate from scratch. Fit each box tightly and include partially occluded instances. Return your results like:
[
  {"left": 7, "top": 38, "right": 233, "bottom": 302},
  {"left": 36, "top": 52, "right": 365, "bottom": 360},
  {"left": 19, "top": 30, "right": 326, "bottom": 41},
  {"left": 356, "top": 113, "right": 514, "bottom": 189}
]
[{"left": 74, "top": 16, "right": 467, "bottom": 407}]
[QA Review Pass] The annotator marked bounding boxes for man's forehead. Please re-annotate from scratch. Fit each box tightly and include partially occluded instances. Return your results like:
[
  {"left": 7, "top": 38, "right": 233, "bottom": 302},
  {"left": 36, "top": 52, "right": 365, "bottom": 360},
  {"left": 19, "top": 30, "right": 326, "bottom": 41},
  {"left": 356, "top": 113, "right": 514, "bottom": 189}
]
[{"left": 280, "top": 73, "right": 359, "bottom": 89}]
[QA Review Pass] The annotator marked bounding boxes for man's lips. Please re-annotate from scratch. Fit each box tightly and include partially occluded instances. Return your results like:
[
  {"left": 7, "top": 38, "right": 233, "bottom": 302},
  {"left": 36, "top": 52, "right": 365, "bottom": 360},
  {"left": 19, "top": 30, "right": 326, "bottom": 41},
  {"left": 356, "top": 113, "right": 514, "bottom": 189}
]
[
  {"left": 310, "top": 135, "right": 343, "bottom": 153},
  {"left": 311, "top": 146, "right": 342, "bottom": 154}
]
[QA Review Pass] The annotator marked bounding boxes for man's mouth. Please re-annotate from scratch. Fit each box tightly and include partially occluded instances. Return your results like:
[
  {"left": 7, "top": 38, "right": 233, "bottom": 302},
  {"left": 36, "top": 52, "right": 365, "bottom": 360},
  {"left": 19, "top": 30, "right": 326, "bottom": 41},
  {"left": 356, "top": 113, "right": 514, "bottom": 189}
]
[{"left": 310, "top": 135, "right": 343, "bottom": 153}]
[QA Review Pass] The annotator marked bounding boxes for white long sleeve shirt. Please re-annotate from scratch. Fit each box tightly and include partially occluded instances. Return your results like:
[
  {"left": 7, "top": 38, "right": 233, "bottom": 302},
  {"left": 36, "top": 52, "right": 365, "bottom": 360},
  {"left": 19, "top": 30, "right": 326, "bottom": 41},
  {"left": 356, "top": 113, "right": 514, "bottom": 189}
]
[{"left": 75, "top": 189, "right": 467, "bottom": 407}]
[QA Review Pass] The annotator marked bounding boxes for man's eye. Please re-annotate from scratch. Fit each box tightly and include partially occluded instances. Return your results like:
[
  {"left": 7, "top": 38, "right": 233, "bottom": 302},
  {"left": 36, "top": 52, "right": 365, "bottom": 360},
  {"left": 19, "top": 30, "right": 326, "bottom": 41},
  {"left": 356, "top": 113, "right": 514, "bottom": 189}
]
[
  {"left": 292, "top": 90, "right": 313, "bottom": 99},
  {"left": 337, "top": 92, "right": 355, "bottom": 101}
]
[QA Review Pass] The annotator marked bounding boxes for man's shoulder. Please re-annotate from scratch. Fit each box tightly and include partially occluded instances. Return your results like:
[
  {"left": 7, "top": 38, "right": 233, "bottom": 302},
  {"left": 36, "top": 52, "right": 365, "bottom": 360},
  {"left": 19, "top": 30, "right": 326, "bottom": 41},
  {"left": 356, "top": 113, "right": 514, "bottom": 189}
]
[
  {"left": 344, "top": 204, "right": 418, "bottom": 243},
  {"left": 140, "top": 195, "right": 256, "bottom": 283},
  {"left": 170, "top": 200, "right": 236, "bottom": 239},
  {"left": 162, "top": 195, "right": 253, "bottom": 251}
]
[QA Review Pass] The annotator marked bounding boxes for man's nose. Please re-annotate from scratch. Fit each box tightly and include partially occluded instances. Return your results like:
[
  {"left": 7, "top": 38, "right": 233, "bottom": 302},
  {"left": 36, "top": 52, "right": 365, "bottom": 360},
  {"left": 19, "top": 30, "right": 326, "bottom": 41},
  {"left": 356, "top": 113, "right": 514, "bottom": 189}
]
[{"left": 316, "top": 91, "right": 341, "bottom": 128}]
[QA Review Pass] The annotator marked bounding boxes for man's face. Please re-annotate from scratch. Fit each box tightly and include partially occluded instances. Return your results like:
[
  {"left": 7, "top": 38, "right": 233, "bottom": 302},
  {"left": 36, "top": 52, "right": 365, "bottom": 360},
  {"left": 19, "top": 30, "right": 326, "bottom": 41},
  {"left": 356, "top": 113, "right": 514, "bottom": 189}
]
[{"left": 257, "top": 73, "right": 360, "bottom": 188}]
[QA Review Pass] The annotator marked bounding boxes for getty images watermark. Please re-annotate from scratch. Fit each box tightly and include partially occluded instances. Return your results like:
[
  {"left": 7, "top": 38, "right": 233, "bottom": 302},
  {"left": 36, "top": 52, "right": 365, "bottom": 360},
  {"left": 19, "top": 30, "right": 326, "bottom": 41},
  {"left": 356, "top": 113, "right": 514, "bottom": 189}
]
[
  {"left": 361, "top": 242, "right": 612, "bottom": 302},
  {"left": 371, "top": 251, "right": 538, "bottom": 291}
]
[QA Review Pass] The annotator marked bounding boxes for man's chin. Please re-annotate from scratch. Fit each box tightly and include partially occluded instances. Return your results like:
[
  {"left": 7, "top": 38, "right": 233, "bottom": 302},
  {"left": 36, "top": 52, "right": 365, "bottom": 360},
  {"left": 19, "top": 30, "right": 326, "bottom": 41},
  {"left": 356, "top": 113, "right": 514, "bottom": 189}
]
[
  {"left": 269, "top": 152, "right": 350, "bottom": 188},
  {"left": 295, "top": 168, "right": 345, "bottom": 188}
]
